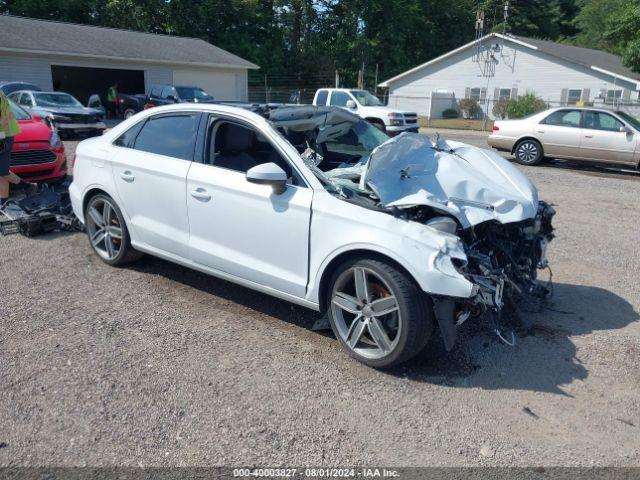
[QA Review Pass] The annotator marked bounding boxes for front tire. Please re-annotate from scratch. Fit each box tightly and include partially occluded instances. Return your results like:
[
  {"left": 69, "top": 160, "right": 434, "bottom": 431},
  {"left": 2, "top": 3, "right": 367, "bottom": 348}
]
[
  {"left": 327, "top": 258, "right": 433, "bottom": 368},
  {"left": 84, "top": 194, "right": 141, "bottom": 266},
  {"left": 514, "top": 139, "right": 543, "bottom": 165}
]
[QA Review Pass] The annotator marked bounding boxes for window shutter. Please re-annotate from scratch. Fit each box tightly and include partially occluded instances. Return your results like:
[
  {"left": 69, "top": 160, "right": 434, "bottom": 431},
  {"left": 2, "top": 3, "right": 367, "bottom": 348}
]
[
  {"left": 493, "top": 88, "right": 500, "bottom": 101},
  {"left": 480, "top": 87, "right": 487, "bottom": 102},
  {"left": 581, "top": 88, "right": 590, "bottom": 102},
  {"left": 510, "top": 88, "right": 518, "bottom": 99},
  {"left": 560, "top": 88, "right": 568, "bottom": 105},
  {"left": 465, "top": 87, "right": 471, "bottom": 99},
  {"left": 623, "top": 89, "right": 631, "bottom": 101}
]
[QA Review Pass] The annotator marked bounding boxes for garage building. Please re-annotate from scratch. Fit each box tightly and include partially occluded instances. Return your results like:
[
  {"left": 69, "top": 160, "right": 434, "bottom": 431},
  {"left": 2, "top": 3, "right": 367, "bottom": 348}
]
[{"left": 0, "top": 15, "right": 258, "bottom": 103}]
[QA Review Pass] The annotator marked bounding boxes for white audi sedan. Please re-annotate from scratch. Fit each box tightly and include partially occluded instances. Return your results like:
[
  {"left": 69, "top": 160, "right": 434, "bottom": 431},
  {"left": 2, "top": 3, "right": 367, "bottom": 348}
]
[{"left": 70, "top": 104, "right": 555, "bottom": 368}]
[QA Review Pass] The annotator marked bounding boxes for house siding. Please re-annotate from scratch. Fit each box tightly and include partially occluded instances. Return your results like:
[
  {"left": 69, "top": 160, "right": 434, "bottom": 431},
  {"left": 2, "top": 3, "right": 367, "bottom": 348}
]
[
  {"left": 1, "top": 51, "right": 248, "bottom": 100},
  {"left": 386, "top": 40, "right": 639, "bottom": 118}
]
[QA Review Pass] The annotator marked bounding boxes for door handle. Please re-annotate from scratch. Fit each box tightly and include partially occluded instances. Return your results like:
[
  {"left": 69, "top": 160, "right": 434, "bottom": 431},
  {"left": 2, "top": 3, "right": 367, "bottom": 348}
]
[
  {"left": 120, "top": 170, "right": 135, "bottom": 182},
  {"left": 585, "top": 135, "right": 593, "bottom": 138},
  {"left": 190, "top": 187, "right": 212, "bottom": 202},
  {"left": 536, "top": 130, "right": 545, "bottom": 134}
]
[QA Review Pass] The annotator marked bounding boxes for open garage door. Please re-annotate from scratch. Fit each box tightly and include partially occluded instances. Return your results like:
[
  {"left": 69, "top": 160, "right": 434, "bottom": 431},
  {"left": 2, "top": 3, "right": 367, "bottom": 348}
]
[
  {"left": 173, "top": 68, "right": 239, "bottom": 101},
  {"left": 51, "top": 65, "right": 145, "bottom": 105}
]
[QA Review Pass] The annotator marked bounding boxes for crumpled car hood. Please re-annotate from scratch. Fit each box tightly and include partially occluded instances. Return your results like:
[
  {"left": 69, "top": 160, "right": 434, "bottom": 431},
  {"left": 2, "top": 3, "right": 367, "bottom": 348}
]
[{"left": 360, "top": 133, "right": 539, "bottom": 228}]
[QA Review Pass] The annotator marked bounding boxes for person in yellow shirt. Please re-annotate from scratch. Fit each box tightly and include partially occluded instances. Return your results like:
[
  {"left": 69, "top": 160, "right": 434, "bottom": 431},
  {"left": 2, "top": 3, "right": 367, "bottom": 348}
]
[{"left": 1, "top": 91, "right": 36, "bottom": 205}]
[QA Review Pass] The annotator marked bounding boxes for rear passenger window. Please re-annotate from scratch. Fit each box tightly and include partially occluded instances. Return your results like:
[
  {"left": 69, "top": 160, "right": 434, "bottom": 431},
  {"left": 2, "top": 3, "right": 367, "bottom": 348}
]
[
  {"left": 150, "top": 85, "right": 162, "bottom": 97},
  {"left": 316, "top": 90, "right": 328, "bottom": 105},
  {"left": 113, "top": 120, "right": 144, "bottom": 148},
  {"left": 542, "top": 110, "right": 581, "bottom": 128},
  {"left": 133, "top": 114, "right": 200, "bottom": 160}
]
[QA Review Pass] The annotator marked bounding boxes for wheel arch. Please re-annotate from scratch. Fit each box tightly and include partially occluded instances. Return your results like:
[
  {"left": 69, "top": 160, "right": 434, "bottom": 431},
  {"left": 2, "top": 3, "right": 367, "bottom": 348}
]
[
  {"left": 317, "top": 248, "right": 420, "bottom": 314},
  {"left": 365, "top": 117, "right": 386, "bottom": 127},
  {"left": 512, "top": 136, "right": 543, "bottom": 155}
]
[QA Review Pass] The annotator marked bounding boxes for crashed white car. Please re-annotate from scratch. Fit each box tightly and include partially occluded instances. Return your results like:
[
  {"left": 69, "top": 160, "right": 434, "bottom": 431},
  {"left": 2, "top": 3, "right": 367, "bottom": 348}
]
[{"left": 70, "top": 104, "right": 555, "bottom": 368}]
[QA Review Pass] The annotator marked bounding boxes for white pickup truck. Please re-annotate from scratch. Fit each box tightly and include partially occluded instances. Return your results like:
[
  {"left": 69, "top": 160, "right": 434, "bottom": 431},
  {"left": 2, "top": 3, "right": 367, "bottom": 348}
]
[{"left": 312, "top": 88, "right": 418, "bottom": 136}]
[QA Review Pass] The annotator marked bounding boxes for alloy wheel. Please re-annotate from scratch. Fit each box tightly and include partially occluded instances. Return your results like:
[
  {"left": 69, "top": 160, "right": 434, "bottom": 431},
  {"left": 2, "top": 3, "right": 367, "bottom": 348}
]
[
  {"left": 517, "top": 141, "right": 539, "bottom": 163},
  {"left": 330, "top": 267, "right": 402, "bottom": 360},
  {"left": 86, "top": 197, "right": 123, "bottom": 261}
]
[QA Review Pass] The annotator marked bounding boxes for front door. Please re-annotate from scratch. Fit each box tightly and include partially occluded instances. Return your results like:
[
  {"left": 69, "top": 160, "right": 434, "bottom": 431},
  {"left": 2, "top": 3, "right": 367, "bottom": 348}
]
[
  {"left": 536, "top": 109, "right": 583, "bottom": 158},
  {"left": 111, "top": 112, "right": 201, "bottom": 258},
  {"left": 187, "top": 118, "right": 312, "bottom": 297},
  {"left": 579, "top": 110, "right": 637, "bottom": 165}
]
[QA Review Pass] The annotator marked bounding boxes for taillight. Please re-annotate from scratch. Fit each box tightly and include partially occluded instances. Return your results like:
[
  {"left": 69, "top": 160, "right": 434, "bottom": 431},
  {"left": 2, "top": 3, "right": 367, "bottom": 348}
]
[{"left": 492, "top": 125, "right": 500, "bottom": 132}]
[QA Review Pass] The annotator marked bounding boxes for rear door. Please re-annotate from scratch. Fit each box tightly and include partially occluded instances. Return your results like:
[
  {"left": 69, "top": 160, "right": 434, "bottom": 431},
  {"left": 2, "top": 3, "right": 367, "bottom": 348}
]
[
  {"left": 111, "top": 112, "right": 202, "bottom": 258},
  {"left": 579, "top": 111, "right": 637, "bottom": 165},
  {"left": 186, "top": 115, "right": 312, "bottom": 297},
  {"left": 536, "top": 109, "right": 583, "bottom": 158}
]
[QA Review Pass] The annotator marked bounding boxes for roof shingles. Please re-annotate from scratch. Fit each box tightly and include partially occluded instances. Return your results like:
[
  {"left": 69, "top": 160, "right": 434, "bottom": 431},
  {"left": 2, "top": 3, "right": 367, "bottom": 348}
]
[{"left": 0, "top": 14, "right": 258, "bottom": 69}]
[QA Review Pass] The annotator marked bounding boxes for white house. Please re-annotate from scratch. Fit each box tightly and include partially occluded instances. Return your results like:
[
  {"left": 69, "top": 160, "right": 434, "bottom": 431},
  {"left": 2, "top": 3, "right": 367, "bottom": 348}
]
[
  {"left": 0, "top": 15, "right": 258, "bottom": 103},
  {"left": 379, "top": 33, "right": 640, "bottom": 119}
]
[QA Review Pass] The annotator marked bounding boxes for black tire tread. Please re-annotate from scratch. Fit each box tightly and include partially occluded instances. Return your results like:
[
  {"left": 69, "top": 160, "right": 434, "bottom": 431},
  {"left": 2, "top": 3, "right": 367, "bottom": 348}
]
[
  {"left": 327, "top": 257, "right": 434, "bottom": 368},
  {"left": 85, "top": 194, "right": 142, "bottom": 266},
  {"left": 514, "top": 138, "right": 543, "bottom": 166}
]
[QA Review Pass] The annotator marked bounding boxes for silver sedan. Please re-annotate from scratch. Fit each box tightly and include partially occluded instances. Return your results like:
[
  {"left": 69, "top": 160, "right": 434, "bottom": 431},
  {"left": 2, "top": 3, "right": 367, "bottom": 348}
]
[{"left": 488, "top": 107, "right": 640, "bottom": 167}]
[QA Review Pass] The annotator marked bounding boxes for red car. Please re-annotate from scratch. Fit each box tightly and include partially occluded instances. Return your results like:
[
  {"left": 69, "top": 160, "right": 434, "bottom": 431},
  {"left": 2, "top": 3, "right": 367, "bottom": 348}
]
[{"left": 8, "top": 100, "right": 67, "bottom": 183}]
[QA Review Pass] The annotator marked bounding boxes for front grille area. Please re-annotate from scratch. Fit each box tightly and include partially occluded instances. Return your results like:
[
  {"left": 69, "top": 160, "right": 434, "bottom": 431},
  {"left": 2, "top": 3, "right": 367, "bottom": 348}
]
[
  {"left": 20, "top": 168, "right": 54, "bottom": 178},
  {"left": 10, "top": 149, "right": 57, "bottom": 166},
  {"left": 65, "top": 114, "right": 98, "bottom": 124},
  {"left": 404, "top": 113, "right": 418, "bottom": 125}
]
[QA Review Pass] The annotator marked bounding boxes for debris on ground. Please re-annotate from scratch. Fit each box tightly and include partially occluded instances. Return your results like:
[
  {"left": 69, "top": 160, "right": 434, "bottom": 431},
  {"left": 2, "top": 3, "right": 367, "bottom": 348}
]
[{"left": 0, "top": 180, "right": 81, "bottom": 237}]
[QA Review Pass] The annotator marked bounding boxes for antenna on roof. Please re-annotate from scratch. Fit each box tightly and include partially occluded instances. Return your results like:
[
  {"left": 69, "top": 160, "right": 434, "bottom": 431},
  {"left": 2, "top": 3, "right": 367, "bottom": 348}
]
[{"left": 502, "top": 1, "right": 509, "bottom": 37}]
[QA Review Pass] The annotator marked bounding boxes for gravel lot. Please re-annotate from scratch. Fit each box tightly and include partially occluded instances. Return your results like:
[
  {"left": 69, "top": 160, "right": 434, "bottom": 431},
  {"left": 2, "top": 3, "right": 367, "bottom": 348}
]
[{"left": 1, "top": 133, "right": 639, "bottom": 467}]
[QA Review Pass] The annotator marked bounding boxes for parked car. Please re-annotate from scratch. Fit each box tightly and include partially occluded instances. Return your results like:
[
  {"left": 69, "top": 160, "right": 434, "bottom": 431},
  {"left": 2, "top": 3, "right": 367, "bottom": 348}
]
[
  {"left": 0, "top": 81, "right": 41, "bottom": 95},
  {"left": 5, "top": 99, "right": 67, "bottom": 183},
  {"left": 147, "top": 84, "right": 215, "bottom": 106},
  {"left": 70, "top": 104, "right": 554, "bottom": 368},
  {"left": 313, "top": 88, "right": 418, "bottom": 135},
  {"left": 9, "top": 91, "right": 106, "bottom": 138},
  {"left": 488, "top": 107, "right": 640, "bottom": 167},
  {"left": 88, "top": 93, "right": 147, "bottom": 120}
]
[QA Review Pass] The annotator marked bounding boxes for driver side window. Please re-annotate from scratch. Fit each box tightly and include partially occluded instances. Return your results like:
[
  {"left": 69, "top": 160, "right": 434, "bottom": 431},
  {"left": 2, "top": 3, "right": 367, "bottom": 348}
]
[
  {"left": 206, "top": 120, "right": 304, "bottom": 186},
  {"left": 329, "top": 91, "right": 351, "bottom": 107}
]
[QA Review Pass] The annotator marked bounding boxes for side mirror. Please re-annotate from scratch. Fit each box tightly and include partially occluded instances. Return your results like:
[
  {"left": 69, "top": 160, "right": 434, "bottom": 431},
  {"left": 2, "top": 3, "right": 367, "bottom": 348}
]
[
  {"left": 346, "top": 99, "right": 357, "bottom": 109},
  {"left": 167, "top": 95, "right": 177, "bottom": 102},
  {"left": 246, "top": 162, "right": 288, "bottom": 195},
  {"left": 620, "top": 126, "right": 633, "bottom": 134}
]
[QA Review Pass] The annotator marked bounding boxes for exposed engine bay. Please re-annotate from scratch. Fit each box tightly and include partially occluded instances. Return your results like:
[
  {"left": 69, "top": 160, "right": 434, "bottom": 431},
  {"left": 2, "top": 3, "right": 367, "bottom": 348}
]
[{"left": 269, "top": 106, "right": 556, "bottom": 348}]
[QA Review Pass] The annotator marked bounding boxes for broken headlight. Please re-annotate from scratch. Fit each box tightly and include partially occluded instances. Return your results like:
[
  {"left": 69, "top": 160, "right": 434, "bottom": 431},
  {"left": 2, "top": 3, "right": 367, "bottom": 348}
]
[{"left": 425, "top": 216, "right": 458, "bottom": 235}]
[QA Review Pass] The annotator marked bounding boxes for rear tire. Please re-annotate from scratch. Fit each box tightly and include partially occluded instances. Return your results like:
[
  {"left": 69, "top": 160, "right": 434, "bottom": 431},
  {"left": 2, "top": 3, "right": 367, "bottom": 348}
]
[
  {"left": 123, "top": 109, "right": 135, "bottom": 120},
  {"left": 514, "top": 139, "right": 543, "bottom": 165},
  {"left": 327, "top": 258, "right": 433, "bottom": 368},
  {"left": 84, "top": 194, "right": 142, "bottom": 266}
]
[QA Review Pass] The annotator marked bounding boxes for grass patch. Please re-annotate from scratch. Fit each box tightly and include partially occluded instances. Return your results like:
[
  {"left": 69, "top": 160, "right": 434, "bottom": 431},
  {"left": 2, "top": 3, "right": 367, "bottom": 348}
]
[{"left": 418, "top": 117, "right": 493, "bottom": 131}]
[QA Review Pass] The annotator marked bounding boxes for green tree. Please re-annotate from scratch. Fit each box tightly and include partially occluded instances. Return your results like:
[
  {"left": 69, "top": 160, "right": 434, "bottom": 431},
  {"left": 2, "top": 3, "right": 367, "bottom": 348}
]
[
  {"left": 604, "top": 4, "right": 640, "bottom": 72},
  {"left": 506, "top": 93, "right": 547, "bottom": 119}
]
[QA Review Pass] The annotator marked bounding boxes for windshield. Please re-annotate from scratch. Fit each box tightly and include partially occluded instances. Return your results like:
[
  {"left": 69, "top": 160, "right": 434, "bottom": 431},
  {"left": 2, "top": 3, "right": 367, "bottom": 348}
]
[
  {"left": 176, "top": 87, "right": 212, "bottom": 100},
  {"left": 8, "top": 99, "right": 30, "bottom": 120},
  {"left": 350, "top": 90, "right": 383, "bottom": 106},
  {"left": 34, "top": 93, "right": 83, "bottom": 108},
  {"left": 616, "top": 111, "right": 640, "bottom": 131}
]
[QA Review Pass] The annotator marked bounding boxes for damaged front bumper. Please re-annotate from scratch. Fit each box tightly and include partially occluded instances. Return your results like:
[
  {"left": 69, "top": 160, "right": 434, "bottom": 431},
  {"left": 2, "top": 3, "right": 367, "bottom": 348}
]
[{"left": 432, "top": 201, "right": 556, "bottom": 350}]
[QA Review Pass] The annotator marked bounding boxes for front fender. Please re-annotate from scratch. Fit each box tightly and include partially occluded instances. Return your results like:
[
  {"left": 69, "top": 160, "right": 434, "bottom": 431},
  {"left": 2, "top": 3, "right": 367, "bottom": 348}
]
[{"left": 306, "top": 193, "right": 475, "bottom": 305}]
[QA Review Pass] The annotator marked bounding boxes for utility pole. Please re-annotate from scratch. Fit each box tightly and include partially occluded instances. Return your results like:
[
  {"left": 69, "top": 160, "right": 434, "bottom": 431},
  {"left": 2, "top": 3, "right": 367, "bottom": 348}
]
[
  {"left": 374, "top": 63, "right": 379, "bottom": 96},
  {"left": 264, "top": 75, "right": 268, "bottom": 103},
  {"left": 335, "top": 69, "right": 339, "bottom": 88}
]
